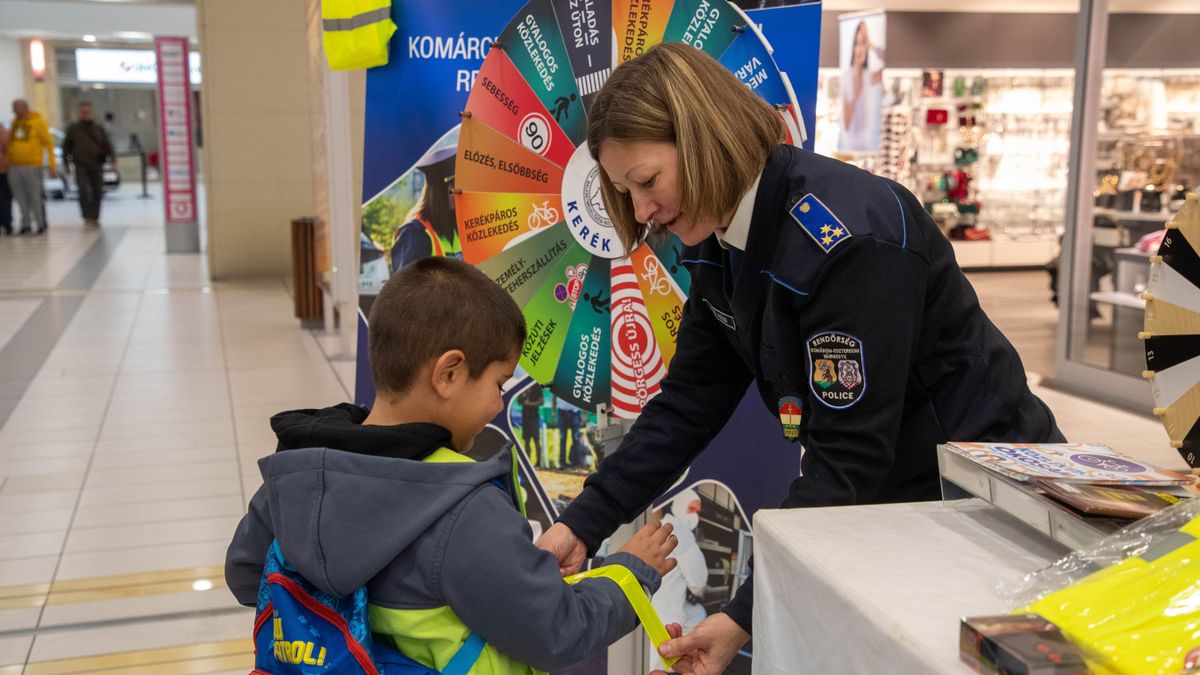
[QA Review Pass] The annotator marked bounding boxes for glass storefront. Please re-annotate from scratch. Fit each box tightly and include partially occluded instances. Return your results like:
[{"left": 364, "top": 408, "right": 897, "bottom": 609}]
[{"left": 1057, "top": 3, "right": 1200, "bottom": 411}]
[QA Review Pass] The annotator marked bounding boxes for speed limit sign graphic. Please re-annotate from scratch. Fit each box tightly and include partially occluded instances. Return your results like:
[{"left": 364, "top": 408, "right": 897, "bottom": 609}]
[{"left": 518, "top": 112, "right": 551, "bottom": 157}]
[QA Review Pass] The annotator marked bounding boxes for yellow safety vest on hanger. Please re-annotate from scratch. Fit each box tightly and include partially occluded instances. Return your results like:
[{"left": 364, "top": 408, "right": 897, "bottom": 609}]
[{"left": 322, "top": 0, "right": 396, "bottom": 70}]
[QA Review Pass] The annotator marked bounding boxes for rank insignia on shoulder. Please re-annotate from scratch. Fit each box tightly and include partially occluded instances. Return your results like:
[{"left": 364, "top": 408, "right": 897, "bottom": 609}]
[
  {"left": 778, "top": 396, "right": 802, "bottom": 442},
  {"left": 790, "top": 194, "right": 851, "bottom": 254},
  {"left": 806, "top": 331, "right": 866, "bottom": 409}
]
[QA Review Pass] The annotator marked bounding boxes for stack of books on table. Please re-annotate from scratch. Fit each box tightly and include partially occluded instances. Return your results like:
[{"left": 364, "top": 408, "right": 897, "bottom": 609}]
[{"left": 941, "top": 442, "right": 1195, "bottom": 520}]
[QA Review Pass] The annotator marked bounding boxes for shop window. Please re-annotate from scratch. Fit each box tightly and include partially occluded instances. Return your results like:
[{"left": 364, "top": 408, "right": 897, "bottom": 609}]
[
  {"left": 815, "top": 68, "right": 1072, "bottom": 269},
  {"left": 1068, "top": 69, "right": 1200, "bottom": 376}
]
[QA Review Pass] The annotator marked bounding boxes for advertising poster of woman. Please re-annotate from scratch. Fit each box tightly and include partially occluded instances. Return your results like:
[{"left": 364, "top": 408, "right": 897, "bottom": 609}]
[{"left": 838, "top": 10, "right": 886, "bottom": 153}]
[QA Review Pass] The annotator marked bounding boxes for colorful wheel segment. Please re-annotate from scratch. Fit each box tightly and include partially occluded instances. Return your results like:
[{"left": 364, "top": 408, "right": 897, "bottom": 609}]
[
  {"left": 457, "top": 0, "right": 803, "bottom": 418},
  {"left": 1143, "top": 193, "right": 1200, "bottom": 469}
]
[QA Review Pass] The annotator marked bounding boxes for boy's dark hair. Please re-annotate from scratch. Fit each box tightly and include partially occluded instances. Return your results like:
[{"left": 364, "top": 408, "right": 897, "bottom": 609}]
[{"left": 368, "top": 256, "right": 526, "bottom": 396}]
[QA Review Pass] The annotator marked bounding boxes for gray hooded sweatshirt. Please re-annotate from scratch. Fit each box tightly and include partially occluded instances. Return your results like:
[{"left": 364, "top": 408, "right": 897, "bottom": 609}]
[{"left": 225, "top": 404, "right": 661, "bottom": 672}]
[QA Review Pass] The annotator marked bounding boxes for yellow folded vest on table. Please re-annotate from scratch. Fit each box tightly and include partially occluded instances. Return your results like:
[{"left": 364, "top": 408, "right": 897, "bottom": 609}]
[{"left": 1024, "top": 514, "right": 1200, "bottom": 674}]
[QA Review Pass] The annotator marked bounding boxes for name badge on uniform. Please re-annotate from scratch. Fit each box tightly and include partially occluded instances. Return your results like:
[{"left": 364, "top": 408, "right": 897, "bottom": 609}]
[
  {"left": 703, "top": 298, "right": 736, "bottom": 331},
  {"left": 790, "top": 194, "right": 851, "bottom": 254},
  {"left": 807, "top": 331, "right": 866, "bottom": 409},
  {"left": 778, "top": 396, "right": 802, "bottom": 442}
]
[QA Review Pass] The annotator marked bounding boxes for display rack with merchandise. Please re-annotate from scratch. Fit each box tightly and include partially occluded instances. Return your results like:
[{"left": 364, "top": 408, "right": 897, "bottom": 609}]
[
  {"left": 1077, "top": 70, "right": 1200, "bottom": 382},
  {"left": 816, "top": 68, "right": 1073, "bottom": 268}
]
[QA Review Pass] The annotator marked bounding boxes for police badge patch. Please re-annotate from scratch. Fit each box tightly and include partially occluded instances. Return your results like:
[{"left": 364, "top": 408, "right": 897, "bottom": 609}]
[{"left": 806, "top": 331, "right": 866, "bottom": 409}]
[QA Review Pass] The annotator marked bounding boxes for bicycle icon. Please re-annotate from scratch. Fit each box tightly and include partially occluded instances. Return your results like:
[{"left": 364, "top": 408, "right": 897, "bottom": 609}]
[
  {"left": 641, "top": 256, "right": 671, "bottom": 296},
  {"left": 528, "top": 201, "right": 559, "bottom": 230}
]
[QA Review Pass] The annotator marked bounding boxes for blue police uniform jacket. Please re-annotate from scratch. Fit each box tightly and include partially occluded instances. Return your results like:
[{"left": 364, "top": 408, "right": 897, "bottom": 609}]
[{"left": 558, "top": 144, "right": 1064, "bottom": 631}]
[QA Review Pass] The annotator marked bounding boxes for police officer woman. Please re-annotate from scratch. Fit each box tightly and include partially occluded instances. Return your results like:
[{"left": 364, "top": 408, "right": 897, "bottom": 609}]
[{"left": 534, "top": 43, "right": 1063, "bottom": 674}]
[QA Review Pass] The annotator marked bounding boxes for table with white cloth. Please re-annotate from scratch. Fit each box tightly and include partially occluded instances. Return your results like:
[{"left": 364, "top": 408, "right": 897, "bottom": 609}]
[{"left": 751, "top": 499, "right": 1071, "bottom": 674}]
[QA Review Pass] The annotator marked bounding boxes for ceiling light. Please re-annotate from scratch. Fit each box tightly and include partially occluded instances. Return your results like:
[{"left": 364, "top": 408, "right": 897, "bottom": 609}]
[
  {"left": 192, "top": 579, "right": 214, "bottom": 592},
  {"left": 83, "top": 35, "right": 97, "bottom": 43},
  {"left": 30, "top": 39, "right": 46, "bottom": 81}
]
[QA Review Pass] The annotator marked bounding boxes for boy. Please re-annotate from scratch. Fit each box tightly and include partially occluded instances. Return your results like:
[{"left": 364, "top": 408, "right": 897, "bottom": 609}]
[{"left": 225, "top": 257, "right": 677, "bottom": 673}]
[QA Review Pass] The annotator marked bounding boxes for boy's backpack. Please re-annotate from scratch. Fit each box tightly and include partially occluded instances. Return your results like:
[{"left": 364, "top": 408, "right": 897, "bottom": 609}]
[{"left": 252, "top": 540, "right": 484, "bottom": 675}]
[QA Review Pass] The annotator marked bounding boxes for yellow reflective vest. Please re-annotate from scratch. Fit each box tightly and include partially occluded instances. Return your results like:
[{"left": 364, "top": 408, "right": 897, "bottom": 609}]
[
  {"left": 322, "top": 0, "right": 396, "bottom": 70},
  {"left": 1024, "top": 513, "right": 1200, "bottom": 674}
]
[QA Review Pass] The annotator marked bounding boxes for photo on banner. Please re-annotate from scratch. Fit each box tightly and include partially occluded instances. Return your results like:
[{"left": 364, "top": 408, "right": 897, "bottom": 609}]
[
  {"left": 837, "top": 9, "right": 886, "bottom": 153},
  {"left": 646, "top": 480, "right": 752, "bottom": 672}
]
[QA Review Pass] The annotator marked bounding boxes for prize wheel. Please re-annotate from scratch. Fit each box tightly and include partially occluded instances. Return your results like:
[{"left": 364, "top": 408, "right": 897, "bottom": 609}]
[
  {"left": 1143, "top": 193, "right": 1200, "bottom": 469},
  {"left": 456, "top": 0, "right": 804, "bottom": 417}
]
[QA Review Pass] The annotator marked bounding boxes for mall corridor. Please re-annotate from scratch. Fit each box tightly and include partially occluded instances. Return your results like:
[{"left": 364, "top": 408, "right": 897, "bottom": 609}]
[
  {"left": 0, "top": 190, "right": 1182, "bottom": 671},
  {"left": 0, "top": 190, "right": 353, "bottom": 672}
]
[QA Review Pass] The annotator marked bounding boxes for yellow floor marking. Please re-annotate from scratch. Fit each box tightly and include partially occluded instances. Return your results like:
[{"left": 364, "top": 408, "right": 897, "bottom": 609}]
[
  {"left": 23, "top": 638, "right": 252, "bottom": 675},
  {"left": 50, "top": 566, "right": 225, "bottom": 592},
  {"left": 0, "top": 565, "right": 227, "bottom": 611},
  {"left": 0, "top": 591, "right": 49, "bottom": 611},
  {"left": 46, "top": 577, "right": 229, "bottom": 606},
  {"left": 0, "top": 582, "right": 50, "bottom": 600}
]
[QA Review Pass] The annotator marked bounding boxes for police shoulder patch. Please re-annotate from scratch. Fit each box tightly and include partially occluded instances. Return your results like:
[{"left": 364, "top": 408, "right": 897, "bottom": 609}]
[
  {"left": 789, "top": 194, "right": 852, "bottom": 254},
  {"left": 806, "top": 331, "right": 865, "bottom": 409}
]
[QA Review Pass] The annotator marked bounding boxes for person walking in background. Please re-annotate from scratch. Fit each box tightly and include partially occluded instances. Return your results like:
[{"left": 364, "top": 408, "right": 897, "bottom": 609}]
[
  {"left": 0, "top": 124, "right": 11, "bottom": 235},
  {"left": 63, "top": 101, "right": 115, "bottom": 228},
  {"left": 7, "top": 99, "right": 55, "bottom": 235}
]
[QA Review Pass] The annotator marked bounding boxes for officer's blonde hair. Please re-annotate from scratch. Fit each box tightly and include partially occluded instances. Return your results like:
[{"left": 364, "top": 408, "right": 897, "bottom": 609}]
[{"left": 586, "top": 42, "right": 785, "bottom": 254}]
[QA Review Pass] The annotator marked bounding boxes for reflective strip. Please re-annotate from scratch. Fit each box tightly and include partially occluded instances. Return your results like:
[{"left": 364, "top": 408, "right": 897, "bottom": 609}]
[
  {"left": 509, "top": 444, "right": 527, "bottom": 517},
  {"left": 323, "top": 6, "right": 391, "bottom": 32},
  {"left": 565, "top": 564, "right": 678, "bottom": 670}
]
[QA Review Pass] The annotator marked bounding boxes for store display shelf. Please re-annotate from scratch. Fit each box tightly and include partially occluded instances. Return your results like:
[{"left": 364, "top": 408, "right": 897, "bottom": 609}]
[
  {"left": 951, "top": 239, "right": 1058, "bottom": 269},
  {"left": 937, "top": 445, "right": 1124, "bottom": 551},
  {"left": 1095, "top": 208, "right": 1173, "bottom": 223},
  {"left": 1090, "top": 290, "right": 1145, "bottom": 310},
  {"left": 985, "top": 109, "right": 1073, "bottom": 116},
  {"left": 1098, "top": 131, "right": 1200, "bottom": 141}
]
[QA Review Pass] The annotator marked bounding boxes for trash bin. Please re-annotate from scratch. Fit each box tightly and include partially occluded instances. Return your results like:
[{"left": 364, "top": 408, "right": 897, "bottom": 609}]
[{"left": 291, "top": 217, "right": 323, "bottom": 327}]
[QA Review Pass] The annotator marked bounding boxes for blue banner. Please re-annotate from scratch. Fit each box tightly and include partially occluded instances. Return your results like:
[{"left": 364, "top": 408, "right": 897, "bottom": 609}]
[{"left": 362, "top": 0, "right": 527, "bottom": 202}]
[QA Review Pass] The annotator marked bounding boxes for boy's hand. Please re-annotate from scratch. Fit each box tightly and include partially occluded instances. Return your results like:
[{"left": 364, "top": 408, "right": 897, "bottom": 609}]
[
  {"left": 535, "top": 522, "right": 587, "bottom": 577},
  {"left": 616, "top": 521, "right": 677, "bottom": 576}
]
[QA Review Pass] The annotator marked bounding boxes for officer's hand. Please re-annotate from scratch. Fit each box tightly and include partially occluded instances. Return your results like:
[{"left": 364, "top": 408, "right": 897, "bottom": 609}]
[
  {"left": 616, "top": 521, "right": 677, "bottom": 577},
  {"left": 649, "top": 623, "right": 684, "bottom": 675},
  {"left": 534, "top": 522, "right": 587, "bottom": 577},
  {"left": 654, "top": 612, "right": 750, "bottom": 675}
]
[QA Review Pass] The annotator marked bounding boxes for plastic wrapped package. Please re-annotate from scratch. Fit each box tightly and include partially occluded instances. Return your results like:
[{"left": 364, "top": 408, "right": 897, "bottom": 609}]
[{"left": 999, "top": 499, "right": 1200, "bottom": 674}]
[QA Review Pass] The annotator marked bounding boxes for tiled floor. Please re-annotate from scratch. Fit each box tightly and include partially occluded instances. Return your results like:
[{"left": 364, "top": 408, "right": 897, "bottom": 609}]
[
  {"left": 0, "top": 186, "right": 1180, "bottom": 671},
  {"left": 0, "top": 187, "right": 351, "bottom": 672}
]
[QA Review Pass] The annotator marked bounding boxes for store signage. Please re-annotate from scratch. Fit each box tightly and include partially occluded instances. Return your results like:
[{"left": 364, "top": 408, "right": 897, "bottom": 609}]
[
  {"left": 837, "top": 9, "right": 886, "bottom": 153},
  {"left": 155, "top": 37, "right": 198, "bottom": 226},
  {"left": 76, "top": 48, "right": 202, "bottom": 85}
]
